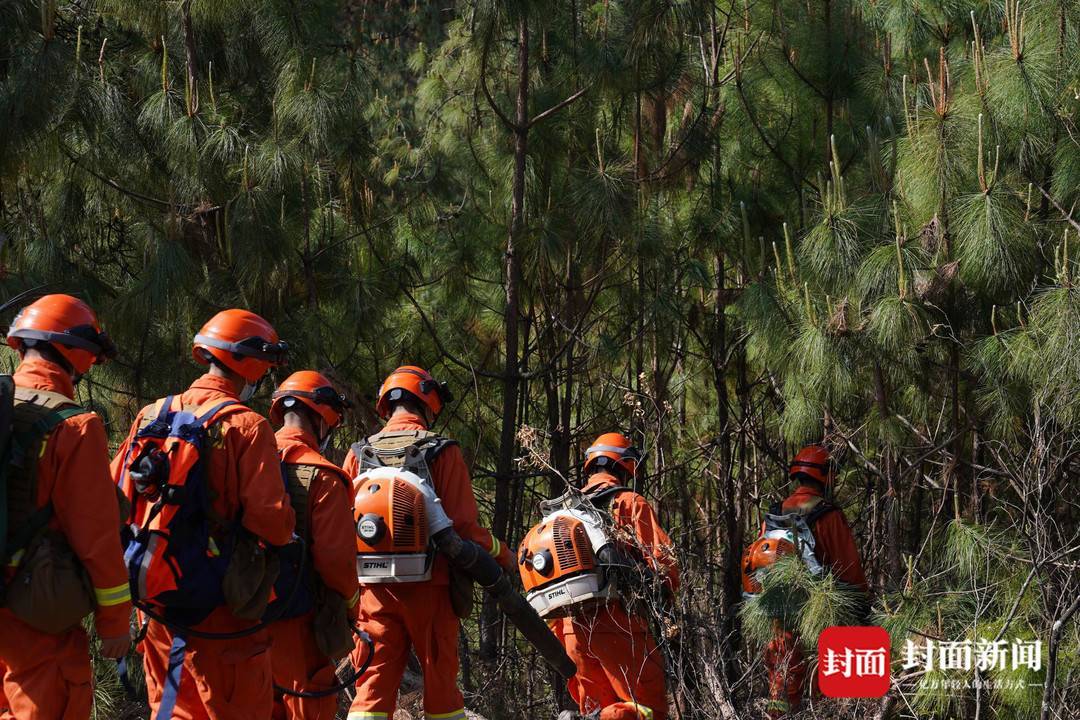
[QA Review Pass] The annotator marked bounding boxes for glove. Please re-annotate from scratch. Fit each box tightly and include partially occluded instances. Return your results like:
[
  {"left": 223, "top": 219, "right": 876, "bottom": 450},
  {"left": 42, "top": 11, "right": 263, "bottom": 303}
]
[{"left": 496, "top": 542, "right": 516, "bottom": 575}]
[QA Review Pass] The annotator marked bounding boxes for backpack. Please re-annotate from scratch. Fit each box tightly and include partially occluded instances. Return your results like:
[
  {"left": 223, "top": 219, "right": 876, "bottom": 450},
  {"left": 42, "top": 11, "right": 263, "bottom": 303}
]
[
  {"left": 263, "top": 461, "right": 326, "bottom": 621},
  {"left": 350, "top": 428, "right": 457, "bottom": 476},
  {"left": 117, "top": 395, "right": 245, "bottom": 627},
  {"left": 0, "top": 379, "right": 96, "bottom": 631},
  {"left": 761, "top": 496, "right": 837, "bottom": 576},
  {"left": 350, "top": 429, "right": 459, "bottom": 599}
]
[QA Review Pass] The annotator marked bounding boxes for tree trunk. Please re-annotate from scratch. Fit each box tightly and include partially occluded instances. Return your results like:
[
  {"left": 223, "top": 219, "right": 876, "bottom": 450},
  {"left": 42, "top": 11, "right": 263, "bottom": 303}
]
[{"left": 485, "top": 9, "right": 529, "bottom": 662}]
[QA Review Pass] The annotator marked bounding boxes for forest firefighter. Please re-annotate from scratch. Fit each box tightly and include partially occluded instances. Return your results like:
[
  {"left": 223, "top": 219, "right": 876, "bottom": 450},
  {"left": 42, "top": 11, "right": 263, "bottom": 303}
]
[
  {"left": 750, "top": 444, "right": 868, "bottom": 718},
  {"left": 538, "top": 432, "right": 679, "bottom": 720},
  {"left": 0, "top": 294, "right": 131, "bottom": 720},
  {"left": 342, "top": 365, "right": 515, "bottom": 720},
  {"left": 112, "top": 309, "right": 296, "bottom": 720},
  {"left": 268, "top": 370, "right": 360, "bottom": 720}
]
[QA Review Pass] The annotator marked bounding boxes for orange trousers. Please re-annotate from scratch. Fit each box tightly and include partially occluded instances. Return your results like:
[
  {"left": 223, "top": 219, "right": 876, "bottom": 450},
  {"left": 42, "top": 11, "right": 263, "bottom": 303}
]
[
  {"left": 140, "top": 608, "right": 273, "bottom": 720},
  {"left": 763, "top": 628, "right": 806, "bottom": 717},
  {"left": 347, "top": 584, "right": 464, "bottom": 720},
  {"left": 0, "top": 610, "right": 93, "bottom": 720},
  {"left": 269, "top": 613, "right": 340, "bottom": 720},
  {"left": 553, "top": 604, "right": 667, "bottom": 720}
]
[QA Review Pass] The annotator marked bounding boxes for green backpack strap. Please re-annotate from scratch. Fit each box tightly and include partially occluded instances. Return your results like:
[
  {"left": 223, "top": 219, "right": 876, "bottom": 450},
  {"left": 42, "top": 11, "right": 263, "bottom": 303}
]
[
  {"left": 0, "top": 375, "right": 14, "bottom": 569},
  {"left": 2, "top": 405, "right": 90, "bottom": 567}
]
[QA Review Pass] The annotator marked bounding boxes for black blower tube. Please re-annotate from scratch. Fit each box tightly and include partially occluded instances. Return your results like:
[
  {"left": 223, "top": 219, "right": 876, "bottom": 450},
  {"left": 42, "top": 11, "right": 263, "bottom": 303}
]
[{"left": 431, "top": 527, "right": 577, "bottom": 679}]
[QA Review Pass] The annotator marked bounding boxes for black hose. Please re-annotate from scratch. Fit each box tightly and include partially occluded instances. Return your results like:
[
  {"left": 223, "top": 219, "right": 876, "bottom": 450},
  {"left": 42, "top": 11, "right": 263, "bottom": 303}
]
[
  {"left": 431, "top": 528, "right": 577, "bottom": 679},
  {"left": 274, "top": 627, "right": 375, "bottom": 699}
]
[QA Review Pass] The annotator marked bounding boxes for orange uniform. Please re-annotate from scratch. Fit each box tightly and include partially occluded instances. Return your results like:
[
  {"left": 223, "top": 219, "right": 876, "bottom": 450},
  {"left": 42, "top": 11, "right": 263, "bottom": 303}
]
[
  {"left": 0, "top": 358, "right": 131, "bottom": 720},
  {"left": 270, "top": 426, "right": 359, "bottom": 720},
  {"left": 765, "top": 483, "right": 868, "bottom": 715},
  {"left": 551, "top": 471, "right": 678, "bottom": 720},
  {"left": 111, "top": 373, "right": 295, "bottom": 720},
  {"left": 342, "top": 411, "right": 511, "bottom": 720}
]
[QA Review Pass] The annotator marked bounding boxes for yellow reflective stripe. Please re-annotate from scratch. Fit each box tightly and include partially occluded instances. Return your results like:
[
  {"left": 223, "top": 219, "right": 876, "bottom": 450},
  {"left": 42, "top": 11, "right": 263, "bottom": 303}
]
[
  {"left": 347, "top": 713, "right": 389, "bottom": 720},
  {"left": 6, "top": 550, "right": 24, "bottom": 567},
  {"left": 347, "top": 589, "right": 360, "bottom": 609},
  {"left": 489, "top": 538, "right": 501, "bottom": 557},
  {"left": 208, "top": 537, "right": 221, "bottom": 557},
  {"left": 94, "top": 583, "right": 131, "bottom": 607},
  {"left": 425, "top": 711, "right": 467, "bottom": 720}
]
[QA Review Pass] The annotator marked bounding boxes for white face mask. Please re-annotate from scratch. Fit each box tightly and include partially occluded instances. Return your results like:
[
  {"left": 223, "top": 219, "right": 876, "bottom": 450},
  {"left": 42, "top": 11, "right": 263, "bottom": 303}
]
[
  {"left": 239, "top": 382, "right": 258, "bottom": 402},
  {"left": 238, "top": 374, "right": 267, "bottom": 403},
  {"left": 318, "top": 420, "right": 335, "bottom": 452}
]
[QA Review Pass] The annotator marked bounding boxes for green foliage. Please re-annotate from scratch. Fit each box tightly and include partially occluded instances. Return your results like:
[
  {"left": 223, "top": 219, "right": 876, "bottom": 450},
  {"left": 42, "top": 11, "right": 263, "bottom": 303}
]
[
  {"left": 740, "top": 554, "right": 865, "bottom": 648},
  {"left": 3, "top": 0, "right": 1080, "bottom": 717}
]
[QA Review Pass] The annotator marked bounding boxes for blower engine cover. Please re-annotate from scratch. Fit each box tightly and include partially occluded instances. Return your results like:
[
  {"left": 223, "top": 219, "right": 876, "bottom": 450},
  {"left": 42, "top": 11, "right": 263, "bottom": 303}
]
[
  {"left": 352, "top": 466, "right": 452, "bottom": 583},
  {"left": 518, "top": 509, "right": 615, "bottom": 618},
  {"left": 740, "top": 535, "right": 796, "bottom": 597}
]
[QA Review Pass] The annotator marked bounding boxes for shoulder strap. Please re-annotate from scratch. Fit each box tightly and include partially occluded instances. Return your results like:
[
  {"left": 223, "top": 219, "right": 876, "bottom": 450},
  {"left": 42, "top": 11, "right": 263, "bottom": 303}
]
[
  {"left": 2, "top": 403, "right": 90, "bottom": 565},
  {"left": 13, "top": 386, "right": 77, "bottom": 411},
  {"left": 282, "top": 463, "right": 320, "bottom": 541},
  {"left": 0, "top": 375, "right": 13, "bottom": 567},
  {"left": 803, "top": 499, "right": 837, "bottom": 527},
  {"left": 192, "top": 399, "right": 241, "bottom": 427},
  {"left": 137, "top": 396, "right": 242, "bottom": 432},
  {"left": 358, "top": 429, "right": 458, "bottom": 470},
  {"left": 585, "top": 484, "right": 630, "bottom": 511}
]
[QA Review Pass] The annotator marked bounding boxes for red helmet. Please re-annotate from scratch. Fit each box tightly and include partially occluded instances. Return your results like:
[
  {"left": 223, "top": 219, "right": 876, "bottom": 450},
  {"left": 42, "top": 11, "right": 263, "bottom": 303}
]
[
  {"left": 192, "top": 309, "right": 287, "bottom": 383},
  {"left": 6, "top": 294, "right": 116, "bottom": 374},
  {"left": 270, "top": 370, "right": 351, "bottom": 429},
  {"left": 375, "top": 366, "right": 452, "bottom": 420},
  {"left": 584, "top": 432, "right": 640, "bottom": 478},
  {"left": 741, "top": 536, "right": 796, "bottom": 594},
  {"left": 790, "top": 445, "right": 835, "bottom": 486}
]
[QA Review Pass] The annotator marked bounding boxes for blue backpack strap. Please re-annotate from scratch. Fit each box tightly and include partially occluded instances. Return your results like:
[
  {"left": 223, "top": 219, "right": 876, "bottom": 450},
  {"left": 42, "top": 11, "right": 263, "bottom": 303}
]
[
  {"left": 155, "top": 632, "right": 188, "bottom": 720},
  {"left": 194, "top": 400, "right": 238, "bottom": 426},
  {"left": 155, "top": 396, "right": 175, "bottom": 422}
]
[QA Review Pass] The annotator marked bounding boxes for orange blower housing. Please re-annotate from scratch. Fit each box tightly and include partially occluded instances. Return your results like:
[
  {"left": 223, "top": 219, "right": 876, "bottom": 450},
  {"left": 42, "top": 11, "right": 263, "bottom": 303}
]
[
  {"left": 741, "top": 536, "right": 796, "bottom": 597},
  {"left": 353, "top": 467, "right": 433, "bottom": 583},
  {"left": 518, "top": 510, "right": 615, "bottom": 618}
]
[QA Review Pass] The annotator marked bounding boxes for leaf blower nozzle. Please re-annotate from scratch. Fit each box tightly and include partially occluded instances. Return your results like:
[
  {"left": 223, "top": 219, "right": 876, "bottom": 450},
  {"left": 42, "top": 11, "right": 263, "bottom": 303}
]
[{"left": 431, "top": 527, "right": 578, "bottom": 679}]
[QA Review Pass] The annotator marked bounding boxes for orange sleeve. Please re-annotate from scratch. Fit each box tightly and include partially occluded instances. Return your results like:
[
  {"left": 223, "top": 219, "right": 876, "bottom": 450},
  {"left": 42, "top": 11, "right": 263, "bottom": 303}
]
[
  {"left": 813, "top": 510, "right": 869, "bottom": 592},
  {"left": 341, "top": 448, "right": 359, "bottom": 484},
  {"left": 618, "top": 492, "right": 680, "bottom": 594},
  {"left": 229, "top": 416, "right": 295, "bottom": 546},
  {"left": 52, "top": 414, "right": 132, "bottom": 638},
  {"left": 431, "top": 445, "right": 511, "bottom": 567},
  {"left": 309, "top": 469, "right": 360, "bottom": 616}
]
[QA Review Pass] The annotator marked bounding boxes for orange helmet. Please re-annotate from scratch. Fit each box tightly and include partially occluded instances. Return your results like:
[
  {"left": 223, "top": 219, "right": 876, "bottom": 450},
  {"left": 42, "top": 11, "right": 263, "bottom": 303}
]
[
  {"left": 6, "top": 294, "right": 116, "bottom": 374},
  {"left": 192, "top": 309, "right": 287, "bottom": 383},
  {"left": 789, "top": 445, "right": 835, "bottom": 486},
  {"left": 270, "top": 370, "right": 351, "bottom": 429},
  {"left": 375, "top": 366, "right": 452, "bottom": 420},
  {"left": 741, "top": 536, "right": 796, "bottom": 594},
  {"left": 583, "top": 432, "right": 640, "bottom": 478}
]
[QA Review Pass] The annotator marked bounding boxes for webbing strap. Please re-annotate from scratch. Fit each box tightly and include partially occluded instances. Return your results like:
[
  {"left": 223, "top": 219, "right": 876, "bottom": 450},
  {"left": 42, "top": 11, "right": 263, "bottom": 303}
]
[
  {"left": 156, "top": 633, "right": 188, "bottom": 720},
  {"left": 194, "top": 399, "right": 238, "bottom": 426},
  {"left": 2, "top": 405, "right": 89, "bottom": 565},
  {"left": 154, "top": 396, "right": 174, "bottom": 423},
  {"left": 116, "top": 657, "right": 139, "bottom": 700}
]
